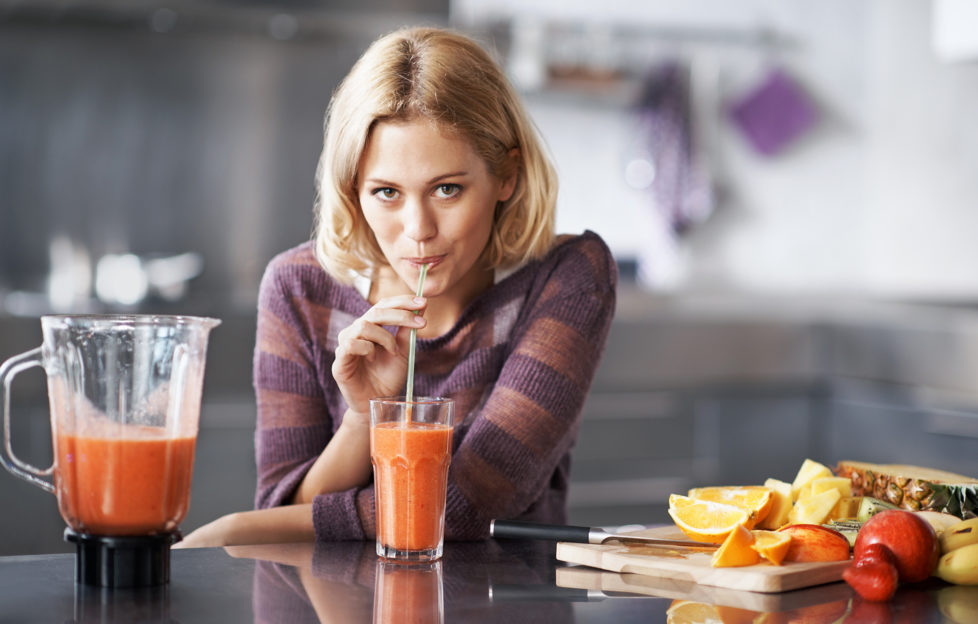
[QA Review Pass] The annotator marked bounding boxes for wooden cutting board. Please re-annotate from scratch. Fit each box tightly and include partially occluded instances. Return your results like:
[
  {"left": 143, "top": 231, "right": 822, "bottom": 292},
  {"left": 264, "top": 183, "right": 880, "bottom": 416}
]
[
  {"left": 556, "top": 526, "right": 851, "bottom": 594},
  {"left": 555, "top": 567, "right": 853, "bottom": 613}
]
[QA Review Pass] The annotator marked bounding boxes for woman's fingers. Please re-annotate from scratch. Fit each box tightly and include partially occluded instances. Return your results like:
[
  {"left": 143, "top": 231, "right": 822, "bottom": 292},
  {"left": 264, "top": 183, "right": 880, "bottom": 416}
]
[
  {"left": 331, "top": 296, "right": 428, "bottom": 402},
  {"left": 338, "top": 318, "right": 397, "bottom": 356},
  {"left": 363, "top": 295, "right": 427, "bottom": 328},
  {"left": 338, "top": 301, "right": 426, "bottom": 358},
  {"left": 373, "top": 294, "right": 427, "bottom": 315}
]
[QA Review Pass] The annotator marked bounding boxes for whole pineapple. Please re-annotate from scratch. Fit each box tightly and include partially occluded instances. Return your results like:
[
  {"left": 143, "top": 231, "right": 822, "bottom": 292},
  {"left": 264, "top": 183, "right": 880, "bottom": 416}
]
[{"left": 836, "top": 461, "right": 978, "bottom": 519}]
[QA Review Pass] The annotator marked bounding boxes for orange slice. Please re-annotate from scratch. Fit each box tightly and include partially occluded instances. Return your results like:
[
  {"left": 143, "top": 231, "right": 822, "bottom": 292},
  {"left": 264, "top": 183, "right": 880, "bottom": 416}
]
[
  {"left": 665, "top": 600, "right": 723, "bottom": 624},
  {"left": 711, "top": 524, "right": 760, "bottom": 567},
  {"left": 686, "top": 485, "right": 774, "bottom": 529},
  {"left": 665, "top": 600, "right": 758, "bottom": 624},
  {"left": 668, "top": 494, "right": 751, "bottom": 544},
  {"left": 750, "top": 529, "right": 792, "bottom": 565}
]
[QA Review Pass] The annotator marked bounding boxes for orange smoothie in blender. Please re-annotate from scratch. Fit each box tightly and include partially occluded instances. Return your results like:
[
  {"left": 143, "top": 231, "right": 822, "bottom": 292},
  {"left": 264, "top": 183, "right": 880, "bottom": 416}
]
[
  {"left": 55, "top": 426, "right": 196, "bottom": 535},
  {"left": 371, "top": 422, "right": 453, "bottom": 553}
]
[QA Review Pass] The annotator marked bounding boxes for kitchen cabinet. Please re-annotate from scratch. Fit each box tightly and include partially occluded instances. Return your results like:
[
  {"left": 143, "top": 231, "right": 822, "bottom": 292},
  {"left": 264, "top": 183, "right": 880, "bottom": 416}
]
[
  {"left": 564, "top": 294, "right": 978, "bottom": 528},
  {"left": 569, "top": 390, "right": 692, "bottom": 526},
  {"left": 568, "top": 383, "right": 826, "bottom": 527},
  {"left": 689, "top": 388, "right": 826, "bottom": 486},
  {"left": 825, "top": 379, "right": 978, "bottom": 478}
]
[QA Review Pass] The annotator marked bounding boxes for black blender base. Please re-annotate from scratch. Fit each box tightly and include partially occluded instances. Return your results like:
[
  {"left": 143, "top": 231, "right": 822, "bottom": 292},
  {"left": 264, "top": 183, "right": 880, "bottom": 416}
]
[{"left": 64, "top": 529, "right": 179, "bottom": 588}]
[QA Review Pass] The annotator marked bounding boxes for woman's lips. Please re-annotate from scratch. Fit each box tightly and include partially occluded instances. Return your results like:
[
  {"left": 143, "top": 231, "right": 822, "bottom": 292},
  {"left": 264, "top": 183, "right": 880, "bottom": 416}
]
[{"left": 407, "top": 256, "right": 444, "bottom": 269}]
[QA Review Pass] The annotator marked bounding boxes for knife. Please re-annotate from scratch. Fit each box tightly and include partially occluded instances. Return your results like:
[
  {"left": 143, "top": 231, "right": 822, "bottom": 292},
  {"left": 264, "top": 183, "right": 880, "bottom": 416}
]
[
  {"left": 489, "top": 583, "right": 605, "bottom": 602},
  {"left": 490, "top": 520, "right": 716, "bottom": 549}
]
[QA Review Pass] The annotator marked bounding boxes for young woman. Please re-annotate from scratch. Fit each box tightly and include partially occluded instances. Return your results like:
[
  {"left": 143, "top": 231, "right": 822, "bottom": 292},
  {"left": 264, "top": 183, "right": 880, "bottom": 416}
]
[{"left": 179, "top": 26, "right": 617, "bottom": 547}]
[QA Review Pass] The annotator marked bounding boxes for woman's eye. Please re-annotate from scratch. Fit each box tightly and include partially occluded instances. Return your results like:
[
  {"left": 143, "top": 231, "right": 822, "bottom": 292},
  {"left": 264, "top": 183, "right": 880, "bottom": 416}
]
[
  {"left": 434, "top": 183, "right": 461, "bottom": 198},
  {"left": 373, "top": 188, "right": 398, "bottom": 200}
]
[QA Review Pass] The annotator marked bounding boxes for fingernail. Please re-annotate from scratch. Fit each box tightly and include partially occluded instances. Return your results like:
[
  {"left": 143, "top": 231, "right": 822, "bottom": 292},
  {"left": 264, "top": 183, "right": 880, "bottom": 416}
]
[
  {"left": 413, "top": 297, "right": 425, "bottom": 304},
  {"left": 414, "top": 316, "right": 425, "bottom": 326}
]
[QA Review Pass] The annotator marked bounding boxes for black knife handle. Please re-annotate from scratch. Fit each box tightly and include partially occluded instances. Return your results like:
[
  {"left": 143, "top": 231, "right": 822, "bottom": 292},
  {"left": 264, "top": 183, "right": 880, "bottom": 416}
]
[
  {"left": 490, "top": 584, "right": 595, "bottom": 602},
  {"left": 490, "top": 520, "right": 591, "bottom": 543}
]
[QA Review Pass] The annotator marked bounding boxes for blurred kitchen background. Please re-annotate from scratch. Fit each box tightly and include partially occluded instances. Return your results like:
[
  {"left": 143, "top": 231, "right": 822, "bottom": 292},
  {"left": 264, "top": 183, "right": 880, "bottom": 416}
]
[{"left": 2, "top": 0, "right": 978, "bottom": 554}]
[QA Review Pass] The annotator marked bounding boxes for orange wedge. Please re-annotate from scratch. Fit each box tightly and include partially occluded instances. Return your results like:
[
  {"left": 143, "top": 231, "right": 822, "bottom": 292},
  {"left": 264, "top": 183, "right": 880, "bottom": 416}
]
[
  {"left": 668, "top": 494, "right": 751, "bottom": 544},
  {"left": 686, "top": 485, "right": 774, "bottom": 529},
  {"left": 711, "top": 524, "right": 760, "bottom": 567},
  {"left": 750, "top": 529, "right": 792, "bottom": 565}
]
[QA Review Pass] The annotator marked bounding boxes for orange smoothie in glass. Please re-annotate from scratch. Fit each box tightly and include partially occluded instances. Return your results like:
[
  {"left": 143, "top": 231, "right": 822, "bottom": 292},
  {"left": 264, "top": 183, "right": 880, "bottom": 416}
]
[
  {"left": 371, "top": 421, "right": 453, "bottom": 557},
  {"left": 54, "top": 426, "right": 196, "bottom": 535}
]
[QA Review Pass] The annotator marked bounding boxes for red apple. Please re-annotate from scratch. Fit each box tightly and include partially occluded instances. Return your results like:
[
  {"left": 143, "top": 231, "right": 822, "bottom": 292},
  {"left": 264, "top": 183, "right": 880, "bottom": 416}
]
[
  {"left": 843, "top": 559, "right": 899, "bottom": 602},
  {"left": 777, "top": 524, "right": 852, "bottom": 562},
  {"left": 853, "top": 510, "right": 939, "bottom": 583}
]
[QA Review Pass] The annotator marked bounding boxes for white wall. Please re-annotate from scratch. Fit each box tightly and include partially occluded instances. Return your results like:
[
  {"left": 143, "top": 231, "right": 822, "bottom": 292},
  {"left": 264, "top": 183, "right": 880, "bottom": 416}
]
[{"left": 453, "top": 0, "right": 978, "bottom": 300}]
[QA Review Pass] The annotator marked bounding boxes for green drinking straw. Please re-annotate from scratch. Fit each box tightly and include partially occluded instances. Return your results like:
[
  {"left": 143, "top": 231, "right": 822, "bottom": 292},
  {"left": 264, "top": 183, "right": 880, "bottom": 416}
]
[{"left": 404, "top": 263, "right": 429, "bottom": 409}]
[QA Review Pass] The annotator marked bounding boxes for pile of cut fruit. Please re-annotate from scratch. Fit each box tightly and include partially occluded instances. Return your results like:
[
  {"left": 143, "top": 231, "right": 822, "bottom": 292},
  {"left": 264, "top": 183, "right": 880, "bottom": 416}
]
[{"left": 667, "top": 458, "right": 978, "bottom": 601}]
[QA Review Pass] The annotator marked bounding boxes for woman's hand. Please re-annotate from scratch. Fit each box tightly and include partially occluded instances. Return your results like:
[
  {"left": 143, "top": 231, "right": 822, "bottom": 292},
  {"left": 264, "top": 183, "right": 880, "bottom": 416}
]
[
  {"left": 288, "top": 295, "right": 426, "bottom": 504},
  {"left": 174, "top": 505, "right": 317, "bottom": 549},
  {"left": 331, "top": 294, "right": 427, "bottom": 418},
  {"left": 174, "top": 513, "right": 240, "bottom": 548}
]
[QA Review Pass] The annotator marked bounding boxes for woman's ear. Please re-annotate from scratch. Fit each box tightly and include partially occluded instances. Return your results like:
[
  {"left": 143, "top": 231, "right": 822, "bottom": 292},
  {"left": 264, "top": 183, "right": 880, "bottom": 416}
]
[{"left": 496, "top": 148, "right": 520, "bottom": 203}]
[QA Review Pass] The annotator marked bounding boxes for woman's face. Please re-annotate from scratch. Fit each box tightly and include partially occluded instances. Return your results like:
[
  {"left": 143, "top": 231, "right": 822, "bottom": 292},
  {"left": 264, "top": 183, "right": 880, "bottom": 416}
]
[{"left": 357, "top": 119, "right": 516, "bottom": 299}]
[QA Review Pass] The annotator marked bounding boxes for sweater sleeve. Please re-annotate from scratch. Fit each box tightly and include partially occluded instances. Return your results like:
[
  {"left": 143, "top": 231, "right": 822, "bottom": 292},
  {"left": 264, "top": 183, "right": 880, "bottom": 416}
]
[
  {"left": 253, "top": 253, "right": 335, "bottom": 513},
  {"left": 442, "top": 234, "right": 618, "bottom": 539}
]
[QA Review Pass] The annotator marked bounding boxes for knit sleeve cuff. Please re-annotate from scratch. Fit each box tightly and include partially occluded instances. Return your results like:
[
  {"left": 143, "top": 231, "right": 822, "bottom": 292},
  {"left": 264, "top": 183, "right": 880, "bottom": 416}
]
[{"left": 312, "top": 490, "right": 368, "bottom": 541}]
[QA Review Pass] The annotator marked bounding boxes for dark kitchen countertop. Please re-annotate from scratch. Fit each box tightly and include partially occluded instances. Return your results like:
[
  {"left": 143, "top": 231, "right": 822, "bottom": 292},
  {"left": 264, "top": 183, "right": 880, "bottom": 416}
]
[{"left": 0, "top": 536, "right": 972, "bottom": 623}]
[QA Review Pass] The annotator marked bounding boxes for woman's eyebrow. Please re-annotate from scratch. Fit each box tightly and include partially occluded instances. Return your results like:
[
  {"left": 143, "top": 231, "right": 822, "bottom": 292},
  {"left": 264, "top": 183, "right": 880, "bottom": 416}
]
[
  {"left": 363, "top": 176, "right": 399, "bottom": 186},
  {"left": 363, "top": 171, "right": 470, "bottom": 187},
  {"left": 427, "top": 171, "right": 468, "bottom": 184}
]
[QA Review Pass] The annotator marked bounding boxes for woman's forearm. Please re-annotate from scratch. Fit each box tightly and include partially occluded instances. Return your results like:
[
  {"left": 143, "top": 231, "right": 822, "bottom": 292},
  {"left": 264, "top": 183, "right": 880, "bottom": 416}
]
[
  {"left": 226, "top": 505, "right": 317, "bottom": 545},
  {"left": 291, "top": 410, "right": 372, "bottom": 505},
  {"left": 177, "top": 504, "right": 317, "bottom": 548}
]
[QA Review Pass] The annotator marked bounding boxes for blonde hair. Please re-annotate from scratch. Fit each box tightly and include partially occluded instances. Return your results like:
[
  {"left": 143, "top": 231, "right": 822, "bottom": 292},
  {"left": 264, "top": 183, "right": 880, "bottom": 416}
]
[{"left": 313, "top": 26, "right": 557, "bottom": 283}]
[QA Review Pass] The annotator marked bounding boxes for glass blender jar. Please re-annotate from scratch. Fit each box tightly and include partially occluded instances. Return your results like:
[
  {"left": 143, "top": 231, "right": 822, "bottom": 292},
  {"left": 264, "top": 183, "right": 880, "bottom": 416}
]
[{"left": 1, "top": 314, "right": 220, "bottom": 587}]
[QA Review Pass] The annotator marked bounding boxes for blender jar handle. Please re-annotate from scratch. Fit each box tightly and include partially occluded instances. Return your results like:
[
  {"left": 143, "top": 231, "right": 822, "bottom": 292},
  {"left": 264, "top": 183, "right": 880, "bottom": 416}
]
[{"left": 0, "top": 347, "right": 55, "bottom": 494}]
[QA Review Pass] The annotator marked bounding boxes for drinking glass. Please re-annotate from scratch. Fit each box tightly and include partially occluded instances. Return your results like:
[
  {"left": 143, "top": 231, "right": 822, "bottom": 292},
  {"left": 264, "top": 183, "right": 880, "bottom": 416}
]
[{"left": 370, "top": 396, "right": 453, "bottom": 561}]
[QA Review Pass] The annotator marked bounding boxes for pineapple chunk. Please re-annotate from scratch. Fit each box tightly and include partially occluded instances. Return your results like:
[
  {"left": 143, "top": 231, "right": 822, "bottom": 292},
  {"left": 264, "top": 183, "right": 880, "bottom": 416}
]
[
  {"left": 806, "top": 476, "right": 853, "bottom": 499},
  {"left": 829, "top": 496, "right": 862, "bottom": 521},
  {"left": 788, "top": 488, "right": 841, "bottom": 525},
  {"left": 758, "top": 478, "right": 793, "bottom": 530},
  {"left": 791, "top": 459, "right": 833, "bottom": 501}
]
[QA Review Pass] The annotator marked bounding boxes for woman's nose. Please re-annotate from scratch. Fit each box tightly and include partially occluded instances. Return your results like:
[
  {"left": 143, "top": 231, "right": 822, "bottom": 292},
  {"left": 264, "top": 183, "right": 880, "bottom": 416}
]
[{"left": 402, "top": 199, "right": 437, "bottom": 242}]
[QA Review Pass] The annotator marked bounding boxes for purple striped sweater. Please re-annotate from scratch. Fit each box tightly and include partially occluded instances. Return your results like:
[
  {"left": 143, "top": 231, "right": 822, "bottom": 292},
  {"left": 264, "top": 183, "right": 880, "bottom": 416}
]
[{"left": 253, "top": 231, "right": 617, "bottom": 540}]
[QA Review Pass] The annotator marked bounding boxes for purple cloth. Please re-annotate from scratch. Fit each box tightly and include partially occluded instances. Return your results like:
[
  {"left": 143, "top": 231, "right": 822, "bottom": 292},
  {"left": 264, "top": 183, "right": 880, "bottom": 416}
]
[
  {"left": 636, "top": 60, "right": 714, "bottom": 235},
  {"left": 727, "top": 68, "right": 819, "bottom": 156}
]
